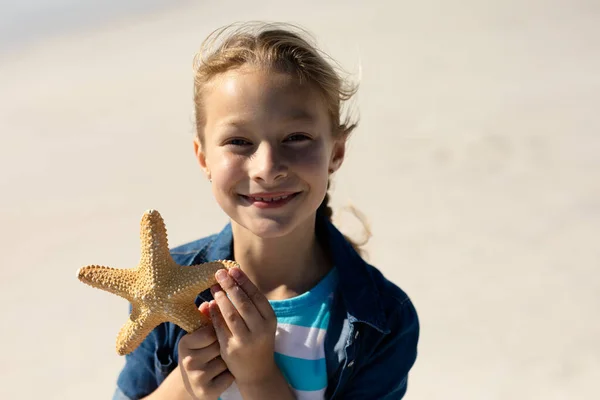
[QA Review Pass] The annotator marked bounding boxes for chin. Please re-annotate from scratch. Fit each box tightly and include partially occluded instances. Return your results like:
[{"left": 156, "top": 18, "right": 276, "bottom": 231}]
[
  {"left": 244, "top": 215, "right": 297, "bottom": 238},
  {"left": 233, "top": 211, "right": 315, "bottom": 239}
]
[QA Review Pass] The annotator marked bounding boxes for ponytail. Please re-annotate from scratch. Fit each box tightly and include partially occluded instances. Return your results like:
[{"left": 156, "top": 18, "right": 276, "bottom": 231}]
[{"left": 317, "top": 179, "right": 371, "bottom": 259}]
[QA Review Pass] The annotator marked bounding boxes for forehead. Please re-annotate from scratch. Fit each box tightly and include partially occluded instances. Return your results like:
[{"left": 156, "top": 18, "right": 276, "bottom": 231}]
[{"left": 202, "top": 66, "right": 329, "bottom": 126}]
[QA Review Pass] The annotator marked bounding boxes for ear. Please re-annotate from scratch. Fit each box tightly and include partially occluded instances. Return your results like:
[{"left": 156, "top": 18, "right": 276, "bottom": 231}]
[
  {"left": 329, "top": 134, "right": 347, "bottom": 174},
  {"left": 193, "top": 136, "right": 211, "bottom": 180}
]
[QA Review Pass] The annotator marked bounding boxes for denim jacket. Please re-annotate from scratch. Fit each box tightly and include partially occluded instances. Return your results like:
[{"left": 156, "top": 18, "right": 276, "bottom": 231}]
[{"left": 113, "top": 215, "right": 419, "bottom": 399}]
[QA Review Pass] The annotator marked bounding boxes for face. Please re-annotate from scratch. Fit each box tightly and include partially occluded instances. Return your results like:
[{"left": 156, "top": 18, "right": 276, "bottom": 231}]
[{"left": 194, "top": 66, "right": 346, "bottom": 238}]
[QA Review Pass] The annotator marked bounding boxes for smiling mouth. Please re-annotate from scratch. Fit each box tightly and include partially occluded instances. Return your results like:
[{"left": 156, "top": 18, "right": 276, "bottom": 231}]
[
  {"left": 239, "top": 192, "right": 301, "bottom": 204},
  {"left": 245, "top": 194, "right": 292, "bottom": 202}
]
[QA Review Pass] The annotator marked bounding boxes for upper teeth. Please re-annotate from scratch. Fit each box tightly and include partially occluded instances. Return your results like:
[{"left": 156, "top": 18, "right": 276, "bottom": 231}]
[{"left": 253, "top": 195, "right": 289, "bottom": 202}]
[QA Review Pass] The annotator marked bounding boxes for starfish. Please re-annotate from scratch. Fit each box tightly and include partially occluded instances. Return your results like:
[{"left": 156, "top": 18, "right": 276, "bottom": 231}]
[{"left": 77, "top": 209, "right": 238, "bottom": 356}]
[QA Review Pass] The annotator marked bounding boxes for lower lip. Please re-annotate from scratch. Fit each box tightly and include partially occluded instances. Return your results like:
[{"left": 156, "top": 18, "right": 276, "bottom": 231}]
[{"left": 242, "top": 193, "right": 300, "bottom": 209}]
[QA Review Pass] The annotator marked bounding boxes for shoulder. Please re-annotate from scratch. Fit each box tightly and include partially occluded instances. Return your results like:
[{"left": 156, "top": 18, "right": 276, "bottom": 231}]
[
  {"left": 365, "top": 262, "right": 416, "bottom": 313},
  {"left": 169, "top": 233, "right": 218, "bottom": 266},
  {"left": 323, "top": 217, "right": 418, "bottom": 331},
  {"left": 367, "top": 262, "right": 419, "bottom": 332}
]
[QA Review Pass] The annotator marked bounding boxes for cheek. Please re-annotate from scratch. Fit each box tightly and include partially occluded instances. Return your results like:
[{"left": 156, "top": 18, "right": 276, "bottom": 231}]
[
  {"left": 209, "top": 152, "right": 245, "bottom": 182},
  {"left": 287, "top": 142, "right": 330, "bottom": 173}
]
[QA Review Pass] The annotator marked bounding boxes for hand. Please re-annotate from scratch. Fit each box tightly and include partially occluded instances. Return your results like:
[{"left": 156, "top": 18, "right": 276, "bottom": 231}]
[
  {"left": 177, "top": 303, "right": 235, "bottom": 400},
  {"left": 209, "top": 267, "right": 279, "bottom": 387}
]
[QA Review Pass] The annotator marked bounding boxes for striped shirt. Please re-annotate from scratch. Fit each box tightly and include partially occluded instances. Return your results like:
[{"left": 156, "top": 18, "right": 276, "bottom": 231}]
[{"left": 219, "top": 267, "right": 339, "bottom": 400}]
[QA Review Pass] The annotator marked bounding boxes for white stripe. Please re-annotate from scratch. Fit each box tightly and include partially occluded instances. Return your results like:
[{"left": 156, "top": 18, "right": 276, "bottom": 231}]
[
  {"left": 293, "top": 387, "right": 327, "bottom": 400},
  {"left": 219, "top": 383, "right": 326, "bottom": 400},
  {"left": 274, "top": 323, "right": 326, "bottom": 360},
  {"left": 219, "top": 381, "right": 242, "bottom": 400}
]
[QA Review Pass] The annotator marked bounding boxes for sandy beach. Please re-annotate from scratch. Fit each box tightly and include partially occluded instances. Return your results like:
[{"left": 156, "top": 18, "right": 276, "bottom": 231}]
[{"left": 1, "top": 1, "right": 598, "bottom": 399}]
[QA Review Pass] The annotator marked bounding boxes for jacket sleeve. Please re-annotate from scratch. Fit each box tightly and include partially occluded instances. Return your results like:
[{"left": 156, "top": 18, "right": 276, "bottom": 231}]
[{"left": 339, "top": 297, "right": 420, "bottom": 399}]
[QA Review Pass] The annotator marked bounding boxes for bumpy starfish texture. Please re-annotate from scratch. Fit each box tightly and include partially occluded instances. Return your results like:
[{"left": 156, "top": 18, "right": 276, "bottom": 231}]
[{"left": 77, "top": 209, "right": 238, "bottom": 355}]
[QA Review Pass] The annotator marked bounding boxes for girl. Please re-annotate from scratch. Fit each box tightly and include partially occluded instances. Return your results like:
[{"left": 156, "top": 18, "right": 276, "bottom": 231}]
[{"left": 114, "top": 22, "right": 419, "bottom": 400}]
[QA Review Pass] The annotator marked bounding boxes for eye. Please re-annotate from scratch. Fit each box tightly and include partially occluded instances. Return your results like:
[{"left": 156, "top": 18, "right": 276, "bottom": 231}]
[
  {"left": 285, "top": 133, "right": 311, "bottom": 142},
  {"left": 226, "top": 138, "right": 252, "bottom": 146}
]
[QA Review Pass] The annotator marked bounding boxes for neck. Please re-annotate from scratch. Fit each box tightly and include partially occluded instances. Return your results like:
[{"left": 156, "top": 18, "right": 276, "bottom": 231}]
[{"left": 230, "top": 215, "right": 331, "bottom": 300}]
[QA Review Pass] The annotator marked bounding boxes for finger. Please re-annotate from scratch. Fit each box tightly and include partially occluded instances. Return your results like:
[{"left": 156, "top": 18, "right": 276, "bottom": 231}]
[
  {"left": 215, "top": 269, "right": 262, "bottom": 330},
  {"left": 186, "top": 356, "right": 231, "bottom": 396},
  {"left": 198, "top": 301, "right": 211, "bottom": 320},
  {"left": 211, "top": 284, "right": 248, "bottom": 336},
  {"left": 210, "top": 369, "right": 235, "bottom": 394},
  {"left": 180, "top": 340, "right": 221, "bottom": 371},
  {"left": 208, "top": 299, "right": 233, "bottom": 342},
  {"left": 229, "top": 267, "right": 275, "bottom": 321},
  {"left": 201, "top": 355, "right": 229, "bottom": 382},
  {"left": 179, "top": 324, "right": 218, "bottom": 351}
]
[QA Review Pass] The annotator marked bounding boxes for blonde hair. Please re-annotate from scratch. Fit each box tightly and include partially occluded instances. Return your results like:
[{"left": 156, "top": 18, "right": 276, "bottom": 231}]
[{"left": 192, "top": 22, "right": 370, "bottom": 256}]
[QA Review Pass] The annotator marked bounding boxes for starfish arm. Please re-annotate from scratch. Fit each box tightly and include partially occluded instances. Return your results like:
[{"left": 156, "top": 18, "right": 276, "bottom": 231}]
[
  {"left": 138, "top": 209, "right": 174, "bottom": 268},
  {"left": 168, "top": 302, "right": 212, "bottom": 333},
  {"left": 169, "top": 260, "right": 240, "bottom": 302},
  {"left": 77, "top": 265, "right": 137, "bottom": 301},
  {"left": 116, "top": 303, "right": 162, "bottom": 356}
]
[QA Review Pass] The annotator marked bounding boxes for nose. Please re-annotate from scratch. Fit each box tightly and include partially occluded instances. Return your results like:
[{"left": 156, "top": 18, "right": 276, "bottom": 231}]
[{"left": 249, "top": 142, "right": 288, "bottom": 184}]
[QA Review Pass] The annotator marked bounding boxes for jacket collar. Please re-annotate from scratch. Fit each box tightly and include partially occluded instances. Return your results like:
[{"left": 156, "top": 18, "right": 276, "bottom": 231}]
[{"left": 203, "top": 215, "right": 389, "bottom": 333}]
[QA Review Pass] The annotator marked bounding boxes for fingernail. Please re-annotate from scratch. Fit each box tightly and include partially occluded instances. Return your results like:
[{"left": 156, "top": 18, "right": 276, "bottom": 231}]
[
  {"left": 230, "top": 267, "right": 242, "bottom": 280},
  {"left": 216, "top": 269, "right": 227, "bottom": 282}
]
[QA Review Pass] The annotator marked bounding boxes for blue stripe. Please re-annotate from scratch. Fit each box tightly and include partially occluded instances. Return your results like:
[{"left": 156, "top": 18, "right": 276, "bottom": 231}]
[
  {"left": 269, "top": 268, "right": 338, "bottom": 310},
  {"left": 276, "top": 306, "right": 331, "bottom": 329},
  {"left": 274, "top": 353, "right": 328, "bottom": 391}
]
